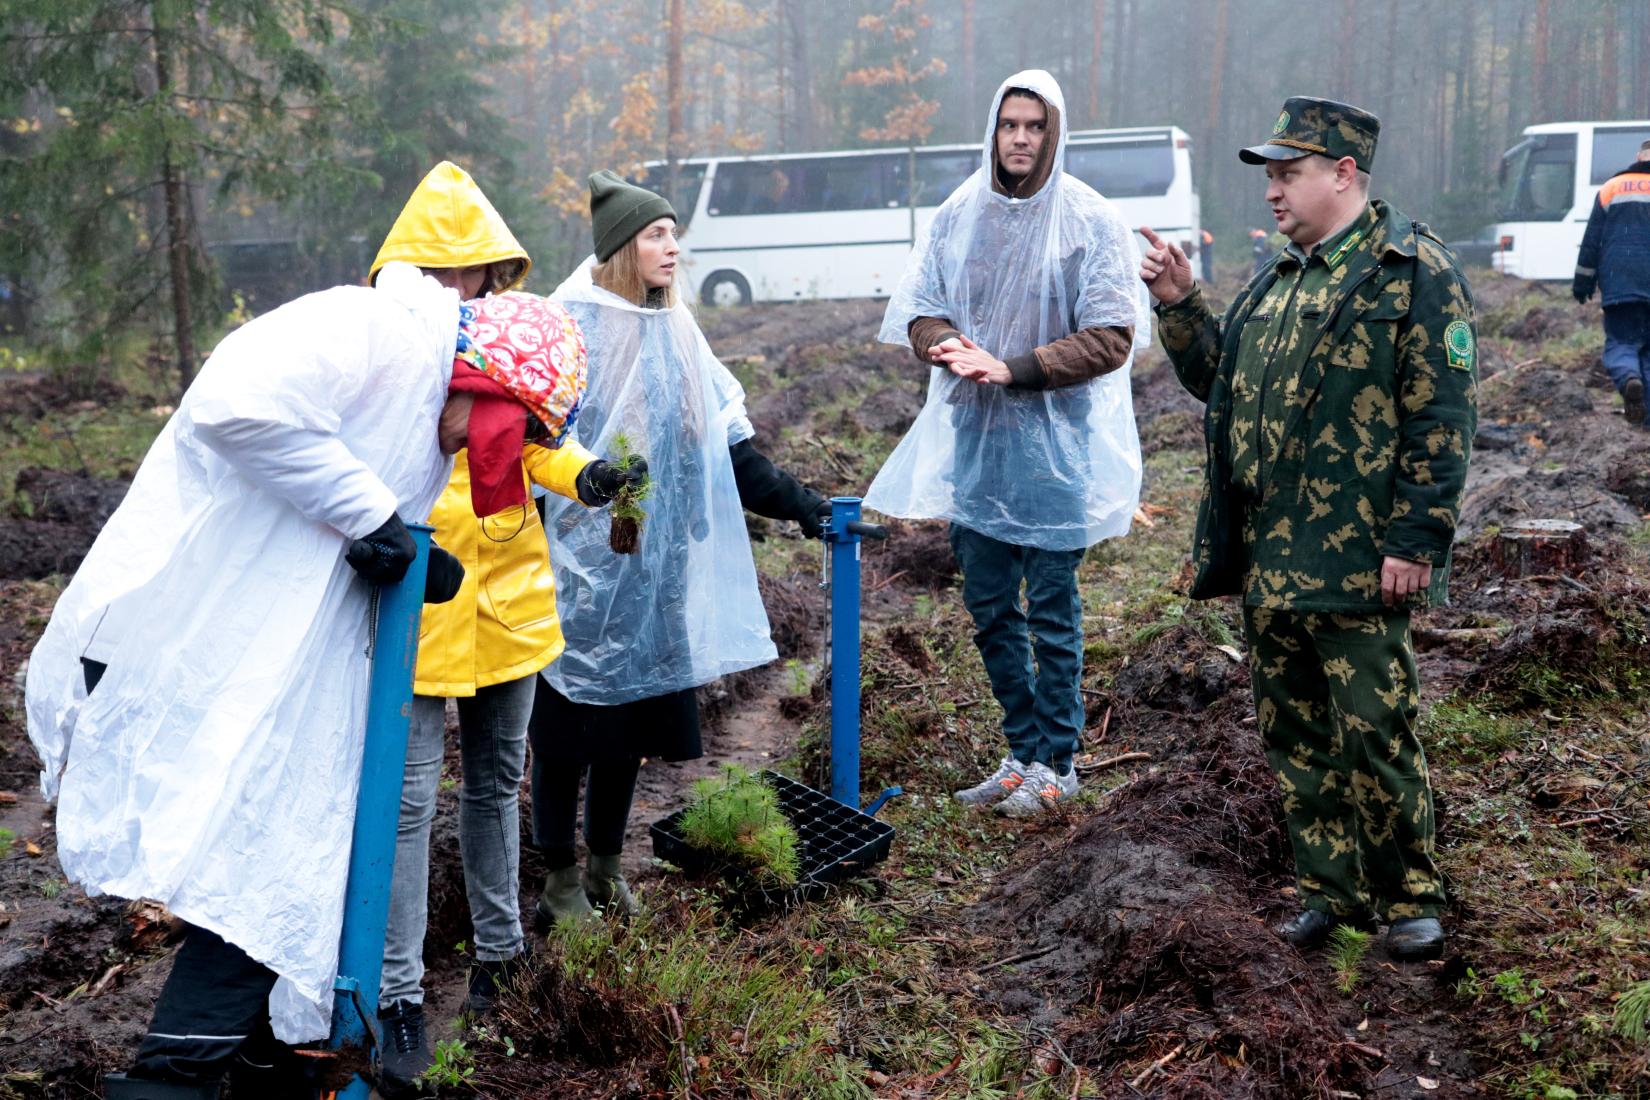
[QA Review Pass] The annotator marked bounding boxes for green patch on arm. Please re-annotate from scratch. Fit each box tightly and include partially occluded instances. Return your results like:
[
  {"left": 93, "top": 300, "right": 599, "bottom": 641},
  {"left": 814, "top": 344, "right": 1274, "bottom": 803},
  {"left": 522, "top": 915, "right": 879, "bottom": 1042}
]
[{"left": 1444, "top": 319, "right": 1474, "bottom": 372}]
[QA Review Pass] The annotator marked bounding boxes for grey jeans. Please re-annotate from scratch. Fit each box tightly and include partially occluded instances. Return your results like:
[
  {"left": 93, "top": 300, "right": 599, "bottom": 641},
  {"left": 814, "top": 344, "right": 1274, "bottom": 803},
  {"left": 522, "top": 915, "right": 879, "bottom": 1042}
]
[{"left": 379, "top": 674, "right": 534, "bottom": 1007}]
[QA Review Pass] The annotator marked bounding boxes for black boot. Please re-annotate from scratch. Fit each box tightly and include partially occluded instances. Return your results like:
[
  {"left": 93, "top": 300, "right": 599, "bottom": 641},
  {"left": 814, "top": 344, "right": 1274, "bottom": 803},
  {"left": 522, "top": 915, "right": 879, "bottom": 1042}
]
[
  {"left": 376, "top": 1000, "right": 434, "bottom": 1098},
  {"left": 1387, "top": 917, "right": 1445, "bottom": 961},
  {"left": 462, "top": 956, "right": 523, "bottom": 1019},
  {"left": 1277, "top": 909, "right": 1373, "bottom": 949},
  {"left": 1623, "top": 378, "right": 1646, "bottom": 426},
  {"left": 102, "top": 1073, "right": 220, "bottom": 1099}
]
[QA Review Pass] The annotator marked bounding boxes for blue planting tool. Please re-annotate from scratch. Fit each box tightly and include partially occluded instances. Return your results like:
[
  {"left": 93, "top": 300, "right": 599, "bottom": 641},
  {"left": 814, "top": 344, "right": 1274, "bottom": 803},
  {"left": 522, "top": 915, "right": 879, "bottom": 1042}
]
[
  {"left": 327, "top": 523, "right": 433, "bottom": 1099},
  {"left": 822, "top": 498, "right": 902, "bottom": 813}
]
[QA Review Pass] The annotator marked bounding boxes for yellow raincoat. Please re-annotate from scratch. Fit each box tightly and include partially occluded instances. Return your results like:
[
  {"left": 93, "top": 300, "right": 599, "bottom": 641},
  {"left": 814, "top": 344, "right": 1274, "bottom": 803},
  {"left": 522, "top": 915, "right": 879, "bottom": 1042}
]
[{"left": 374, "top": 161, "right": 596, "bottom": 696}]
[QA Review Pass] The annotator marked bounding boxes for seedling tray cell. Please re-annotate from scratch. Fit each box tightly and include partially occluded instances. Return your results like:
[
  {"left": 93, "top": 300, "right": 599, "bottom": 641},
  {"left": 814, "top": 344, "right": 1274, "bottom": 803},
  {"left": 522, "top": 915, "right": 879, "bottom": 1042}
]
[{"left": 650, "top": 771, "right": 895, "bottom": 893}]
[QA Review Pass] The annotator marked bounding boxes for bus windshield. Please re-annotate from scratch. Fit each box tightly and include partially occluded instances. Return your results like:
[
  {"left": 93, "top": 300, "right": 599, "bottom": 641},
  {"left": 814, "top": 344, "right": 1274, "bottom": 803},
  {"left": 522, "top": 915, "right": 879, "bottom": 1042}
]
[{"left": 1498, "top": 134, "right": 1576, "bottom": 222}]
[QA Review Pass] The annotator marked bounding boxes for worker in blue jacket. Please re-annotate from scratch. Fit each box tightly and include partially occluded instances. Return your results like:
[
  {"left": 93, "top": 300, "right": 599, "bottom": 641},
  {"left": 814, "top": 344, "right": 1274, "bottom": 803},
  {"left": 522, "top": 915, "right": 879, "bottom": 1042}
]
[{"left": 1574, "top": 139, "right": 1650, "bottom": 428}]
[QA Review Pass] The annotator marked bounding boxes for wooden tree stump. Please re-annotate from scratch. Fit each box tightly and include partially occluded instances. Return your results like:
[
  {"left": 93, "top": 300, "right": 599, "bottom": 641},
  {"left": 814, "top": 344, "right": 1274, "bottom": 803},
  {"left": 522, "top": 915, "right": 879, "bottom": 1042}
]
[{"left": 1492, "top": 519, "right": 1587, "bottom": 578}]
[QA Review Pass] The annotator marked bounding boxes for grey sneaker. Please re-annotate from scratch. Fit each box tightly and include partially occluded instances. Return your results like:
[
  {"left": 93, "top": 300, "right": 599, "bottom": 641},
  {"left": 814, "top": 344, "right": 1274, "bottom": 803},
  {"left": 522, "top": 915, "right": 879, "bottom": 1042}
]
[
  {"left": 954, "top": 756, "right": 1030, "bottom": 807},
  {"left": 994, "top": 762, "right": 1078, "bottom": 818}
]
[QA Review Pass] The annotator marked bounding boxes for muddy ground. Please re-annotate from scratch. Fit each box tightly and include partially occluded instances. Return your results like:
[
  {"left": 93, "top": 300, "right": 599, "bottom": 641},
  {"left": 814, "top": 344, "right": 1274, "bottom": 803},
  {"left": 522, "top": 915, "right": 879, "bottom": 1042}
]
[{"left": 0, "top": 274, "right": 1647, "bottom": 1097}]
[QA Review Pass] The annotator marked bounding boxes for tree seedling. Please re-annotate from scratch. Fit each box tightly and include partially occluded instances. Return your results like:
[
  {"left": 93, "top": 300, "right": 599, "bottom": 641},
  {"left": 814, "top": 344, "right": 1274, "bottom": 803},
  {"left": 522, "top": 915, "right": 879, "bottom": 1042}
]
[
  {"left": 1326, "top": 924, "right": 1371, "bottom": 994},
  {"left": 678, "top": 766, "right": 801, "bottom": 886},
  {"left": 607, "top": 431, "right": 652, "bottom": 555}
]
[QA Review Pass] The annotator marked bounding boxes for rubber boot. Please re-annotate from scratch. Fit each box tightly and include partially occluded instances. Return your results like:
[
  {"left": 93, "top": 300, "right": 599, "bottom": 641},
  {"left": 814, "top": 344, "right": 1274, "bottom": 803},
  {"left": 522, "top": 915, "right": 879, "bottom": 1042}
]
[
  {"left": 583, "top": 854, "right": 641, "bottom": 917},
  {"left": 535, "top": 865, "right": 596, "bottom": 929},
  {"left": 102, "top": 1073, "right": 219, "bottom": 1099}
]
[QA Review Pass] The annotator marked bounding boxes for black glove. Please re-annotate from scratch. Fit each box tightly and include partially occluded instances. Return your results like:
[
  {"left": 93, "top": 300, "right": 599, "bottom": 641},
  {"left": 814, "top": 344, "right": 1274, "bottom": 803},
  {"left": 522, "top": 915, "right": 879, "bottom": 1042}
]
[
  {"left": 346, "top": 514, "right": 417, "bottom": 585},
  {"left": 797, "top": 497, "right": 832, "bottom": 539},
  {"left": 1572, "top": 272, "right": 1596, "bottom": 304},
  {"left": 577, "top": 457, "right": 650, "bottom": 506},
  {"left": 424, "top": 543, "right": 465, "bottom": 604}
]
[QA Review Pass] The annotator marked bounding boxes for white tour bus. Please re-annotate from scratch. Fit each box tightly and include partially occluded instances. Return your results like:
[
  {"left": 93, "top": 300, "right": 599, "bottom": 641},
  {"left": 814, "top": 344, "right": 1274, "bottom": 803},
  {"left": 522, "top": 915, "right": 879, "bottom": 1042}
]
[
  {"left": 1490, "top": 119, "right": 1650, "bottom": 281},
  {"left": 638, "top": 126, "right": 1200, "bottom": 307}
]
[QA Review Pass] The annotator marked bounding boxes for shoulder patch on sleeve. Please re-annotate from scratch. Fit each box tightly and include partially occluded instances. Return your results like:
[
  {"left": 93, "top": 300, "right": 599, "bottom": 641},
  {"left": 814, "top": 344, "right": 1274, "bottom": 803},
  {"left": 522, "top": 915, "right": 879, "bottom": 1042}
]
[{"left": 1444, "top": 319, "right": 1474, "bottom": 372}]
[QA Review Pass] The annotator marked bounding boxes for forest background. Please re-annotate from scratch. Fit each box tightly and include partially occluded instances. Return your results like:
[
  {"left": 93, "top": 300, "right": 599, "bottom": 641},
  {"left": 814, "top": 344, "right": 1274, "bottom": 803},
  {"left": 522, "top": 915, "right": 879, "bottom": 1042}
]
[{"left": 2, "top": 0, "right": 1648, "bottom": 388}]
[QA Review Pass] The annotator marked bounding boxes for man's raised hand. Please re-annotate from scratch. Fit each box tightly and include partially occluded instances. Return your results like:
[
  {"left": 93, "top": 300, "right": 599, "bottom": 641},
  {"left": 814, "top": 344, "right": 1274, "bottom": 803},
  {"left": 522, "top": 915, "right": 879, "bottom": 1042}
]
[{"left": 1139, "top": 226, "right": 1194, "bottom": 306}]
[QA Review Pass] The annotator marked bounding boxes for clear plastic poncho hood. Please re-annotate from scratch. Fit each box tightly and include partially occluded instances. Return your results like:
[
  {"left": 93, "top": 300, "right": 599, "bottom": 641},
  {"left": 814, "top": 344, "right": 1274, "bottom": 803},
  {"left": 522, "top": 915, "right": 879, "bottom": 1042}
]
[
  {"left": 544, "top": 261, "right": 774, "bottom": 705},
  {"left": 864, "top": 69, "right": 1149, "bottom": 550}
]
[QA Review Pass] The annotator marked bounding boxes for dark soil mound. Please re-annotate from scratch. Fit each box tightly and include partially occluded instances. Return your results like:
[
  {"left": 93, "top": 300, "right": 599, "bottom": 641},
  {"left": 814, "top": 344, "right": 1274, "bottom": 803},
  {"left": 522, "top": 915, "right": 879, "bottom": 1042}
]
[
  {"left": 1111, "top": 626, "right": 1247, "bottom": 714},
  {"left": 862, "top": 519, "right": 955, "bottom": 590},
  {"left": 0, "top": 467, "right": 130, "bottom": 580}
]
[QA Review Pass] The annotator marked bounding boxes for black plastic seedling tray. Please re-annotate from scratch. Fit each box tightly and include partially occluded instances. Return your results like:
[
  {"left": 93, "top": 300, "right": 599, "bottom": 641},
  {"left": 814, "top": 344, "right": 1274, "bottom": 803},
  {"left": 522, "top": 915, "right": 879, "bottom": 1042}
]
[{"left": 650, "top": 771, "right": 895, "bottom": 897}]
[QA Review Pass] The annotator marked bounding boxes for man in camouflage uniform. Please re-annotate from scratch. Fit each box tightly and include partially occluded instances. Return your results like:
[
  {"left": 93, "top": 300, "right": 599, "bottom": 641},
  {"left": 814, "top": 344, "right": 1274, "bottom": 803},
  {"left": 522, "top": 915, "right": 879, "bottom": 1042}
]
[{"left": 1138, "top": 97, "right": 1476, "bottom": 961}]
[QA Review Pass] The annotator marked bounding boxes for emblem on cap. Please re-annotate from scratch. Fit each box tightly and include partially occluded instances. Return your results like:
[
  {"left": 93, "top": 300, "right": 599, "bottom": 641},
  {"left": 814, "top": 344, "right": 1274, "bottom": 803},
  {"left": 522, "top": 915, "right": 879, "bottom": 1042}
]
[{"left": 1273, "top": 110, "right": 1290, "bottom": 135}]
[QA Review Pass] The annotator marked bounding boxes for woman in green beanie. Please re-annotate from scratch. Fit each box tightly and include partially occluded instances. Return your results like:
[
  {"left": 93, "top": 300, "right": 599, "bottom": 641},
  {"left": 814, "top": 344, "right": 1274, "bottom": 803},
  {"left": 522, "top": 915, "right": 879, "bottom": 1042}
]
[{"left": 526, "top": 171, "right": 829, "bottom": 922}]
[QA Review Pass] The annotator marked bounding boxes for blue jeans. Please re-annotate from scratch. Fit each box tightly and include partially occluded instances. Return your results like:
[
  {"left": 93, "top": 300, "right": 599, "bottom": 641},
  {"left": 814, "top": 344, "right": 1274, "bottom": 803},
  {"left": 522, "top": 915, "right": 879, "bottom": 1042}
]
[
  {"left": 380, "top": 674, "right": 534, "bottom": 1007},
  {"left": 948, "top": 524, "right": 1086, "bottom": 772},
  {"left": 1603, "top": 305, "right": 1650, "bottom": 424}
]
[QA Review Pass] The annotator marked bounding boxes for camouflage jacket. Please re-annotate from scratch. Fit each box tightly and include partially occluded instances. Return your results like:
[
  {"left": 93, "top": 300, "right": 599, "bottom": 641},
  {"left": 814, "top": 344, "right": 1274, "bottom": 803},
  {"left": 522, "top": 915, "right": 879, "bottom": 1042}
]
[{"left": 1157, "top": 200, "right": 1477, "bottom": 612}]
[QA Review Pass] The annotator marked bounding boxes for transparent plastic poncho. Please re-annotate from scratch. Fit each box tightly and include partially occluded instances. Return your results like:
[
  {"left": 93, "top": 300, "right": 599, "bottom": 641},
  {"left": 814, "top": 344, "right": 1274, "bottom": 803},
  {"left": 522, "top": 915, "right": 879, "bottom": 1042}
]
[
  {"left": 865, "top": 69, "right": 1150, "bottom": 551},
  {"left": 544, "top": 261, "right": 774, "bottom": 705}
]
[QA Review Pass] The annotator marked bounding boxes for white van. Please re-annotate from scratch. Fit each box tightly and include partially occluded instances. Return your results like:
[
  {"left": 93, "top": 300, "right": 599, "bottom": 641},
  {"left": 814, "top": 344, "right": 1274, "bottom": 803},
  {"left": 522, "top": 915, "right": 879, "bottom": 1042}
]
[
  {"left": 639, "top": 126, "right": 1200, "bottom": 306},
  {"left": 1490, "top": 120, "right": 1650, "bottom": 281}
]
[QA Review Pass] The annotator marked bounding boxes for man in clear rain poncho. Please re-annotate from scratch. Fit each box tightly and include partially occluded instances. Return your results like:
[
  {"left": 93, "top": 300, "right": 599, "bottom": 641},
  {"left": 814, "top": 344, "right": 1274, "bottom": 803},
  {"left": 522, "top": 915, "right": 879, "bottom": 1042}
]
[
  {"left": 22, "top": 265, "right": 586, "bottom": 1099},
  {"left": 866, "top": 70, "right": 1151, "bottom": 818}
]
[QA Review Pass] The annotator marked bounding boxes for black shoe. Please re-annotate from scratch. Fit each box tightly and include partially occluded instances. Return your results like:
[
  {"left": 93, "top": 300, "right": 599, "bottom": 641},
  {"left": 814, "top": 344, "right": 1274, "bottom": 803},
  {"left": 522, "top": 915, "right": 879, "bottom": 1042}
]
[
  {"left": 462, "top": 956, "right": 523, "bottom": 1019},
  {"left": 1277, "top": 909, "right": 1372, "bottom": 949},
  {"left": 1387, "top": 917, "right": 1445, "bottom": 961},
  {"left": 102, "top": 1073, "right": 220, "bottom": 1099},
  {"left": 376, "top": 1000, "right": 434, "bottom": 1098},
  {"left": 1624, "top": 378, "right": 1646, "bottom": 426}
]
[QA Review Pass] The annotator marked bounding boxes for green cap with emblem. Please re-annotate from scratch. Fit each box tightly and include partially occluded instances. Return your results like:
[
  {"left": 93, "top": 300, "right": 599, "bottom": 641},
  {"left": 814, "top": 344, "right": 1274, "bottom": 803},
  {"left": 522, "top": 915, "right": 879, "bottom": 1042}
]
[{"left": 1239, "top": 96, "right": 1380, "bottom": 173}]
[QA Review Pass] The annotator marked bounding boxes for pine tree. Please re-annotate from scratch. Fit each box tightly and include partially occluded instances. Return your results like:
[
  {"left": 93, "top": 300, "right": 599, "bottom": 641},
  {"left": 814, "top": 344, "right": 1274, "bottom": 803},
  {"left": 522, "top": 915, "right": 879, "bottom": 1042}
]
[{"left": 0, "top": 0, "right": 374, "bottom": 391}]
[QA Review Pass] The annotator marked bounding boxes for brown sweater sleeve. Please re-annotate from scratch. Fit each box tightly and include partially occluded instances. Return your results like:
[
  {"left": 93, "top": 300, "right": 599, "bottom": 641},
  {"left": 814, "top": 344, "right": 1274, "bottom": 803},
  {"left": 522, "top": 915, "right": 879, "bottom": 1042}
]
[
  {"left": 907, "top": 316, "right": 964, "bottom": 365},
  {"left": 1005, "top": 324, "right": 1135, "bottom": 390}
]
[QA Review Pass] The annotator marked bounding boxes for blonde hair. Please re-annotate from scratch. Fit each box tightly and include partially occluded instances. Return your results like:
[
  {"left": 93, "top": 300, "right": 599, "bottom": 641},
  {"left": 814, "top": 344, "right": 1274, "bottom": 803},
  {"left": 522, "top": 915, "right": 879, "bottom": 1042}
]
[{"left": 592, "top": 234, "right": 679, "bottom": 309}]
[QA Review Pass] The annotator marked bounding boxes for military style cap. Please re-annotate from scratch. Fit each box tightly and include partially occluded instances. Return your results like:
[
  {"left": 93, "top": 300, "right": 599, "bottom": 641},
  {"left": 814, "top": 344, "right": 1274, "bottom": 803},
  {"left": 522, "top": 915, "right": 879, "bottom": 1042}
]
[{"left": 1239, "top": 96, "right": 1380, "bottom": 173}]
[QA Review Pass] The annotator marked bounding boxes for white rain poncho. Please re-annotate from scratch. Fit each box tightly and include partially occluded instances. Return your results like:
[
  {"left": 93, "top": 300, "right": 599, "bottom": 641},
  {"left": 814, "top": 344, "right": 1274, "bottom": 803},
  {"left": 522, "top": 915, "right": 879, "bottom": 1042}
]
[
  {"left": 865, "top": 69, "right": 1150, "bottom": 551},
  {"left": 544, "top": 261, "right": 774, "bottom": 705},
  {"left": 24, "top": 264, "right": 458, "bottom": 1042}
]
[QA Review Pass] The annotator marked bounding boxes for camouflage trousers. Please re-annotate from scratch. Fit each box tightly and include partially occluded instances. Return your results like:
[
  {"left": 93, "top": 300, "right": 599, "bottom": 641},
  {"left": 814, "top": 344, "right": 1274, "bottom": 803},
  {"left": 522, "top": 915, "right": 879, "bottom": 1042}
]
[{"left": 1243, "top": 607, "right": 1445, "bottom": 920}]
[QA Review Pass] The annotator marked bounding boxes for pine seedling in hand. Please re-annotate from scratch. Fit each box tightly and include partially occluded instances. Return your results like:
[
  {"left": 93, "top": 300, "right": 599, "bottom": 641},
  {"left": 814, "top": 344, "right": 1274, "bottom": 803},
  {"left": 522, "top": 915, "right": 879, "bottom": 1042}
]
[{"left": 607, "top": 431, "right": 652, "bottom": 555}]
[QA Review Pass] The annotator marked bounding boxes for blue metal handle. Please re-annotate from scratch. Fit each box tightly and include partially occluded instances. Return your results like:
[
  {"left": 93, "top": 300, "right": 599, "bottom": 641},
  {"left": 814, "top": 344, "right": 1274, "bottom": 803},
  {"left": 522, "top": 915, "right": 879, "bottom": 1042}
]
[
  {"left": 328, "top": 523, "right": 432, "bottom": 1097},
  {"left": 824, "top": 498, "right": 864, "bottom": 808}
]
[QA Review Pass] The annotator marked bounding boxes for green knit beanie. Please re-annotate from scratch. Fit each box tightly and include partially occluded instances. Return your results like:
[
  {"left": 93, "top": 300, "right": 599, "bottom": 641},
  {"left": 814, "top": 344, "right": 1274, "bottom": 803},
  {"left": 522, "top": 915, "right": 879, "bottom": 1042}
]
[{"left": 589, "top": 170, "right": 676, "bottom": 262}]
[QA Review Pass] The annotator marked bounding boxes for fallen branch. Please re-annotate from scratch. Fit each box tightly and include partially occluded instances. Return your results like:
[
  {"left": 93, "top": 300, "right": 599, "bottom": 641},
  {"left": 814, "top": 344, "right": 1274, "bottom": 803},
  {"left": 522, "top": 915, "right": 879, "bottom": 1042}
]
[
  {"left": 978, "top": 944, "right": 1059, "bottom": 973},
  {"left": 1412, "top": 626, "right": 1504, "bottom": 650},
  {"left": 1129, "top": 1041, "right": 1185, "bottom": 1089},
  {"left": 88, "top": 963, "right": 125, "bottom": 998},
  {"left": 867, "top": 569, "right": 909, "bottom": 594},
  {"left": 1076, "top": 751, "right": 1151, "bottom": 773}
]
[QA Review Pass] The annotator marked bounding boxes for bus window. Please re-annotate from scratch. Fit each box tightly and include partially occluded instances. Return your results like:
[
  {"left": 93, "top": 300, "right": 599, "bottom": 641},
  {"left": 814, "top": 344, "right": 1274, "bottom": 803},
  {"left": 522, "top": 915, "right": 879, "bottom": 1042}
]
[
  {"left": 1591, "top": 127, "right": 1650, "bottom": 185},
  {"left": 1065, "top": 140, "right": 1174, "bottom": 198},
  {"left": 635, "top": 163, "right": 707, "bottom": 228},
  {"left": 709, "top": 156, "right": 894, "bottom": 215},
  {"left": 818, "top": 155, "right": 897, "bottom": 211},
  {"left": 1498, "top": 133, "right": 1576, "bottom": 221},
  {"left": 890, "top": 150, "right": 976, "bottom": 207}
]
